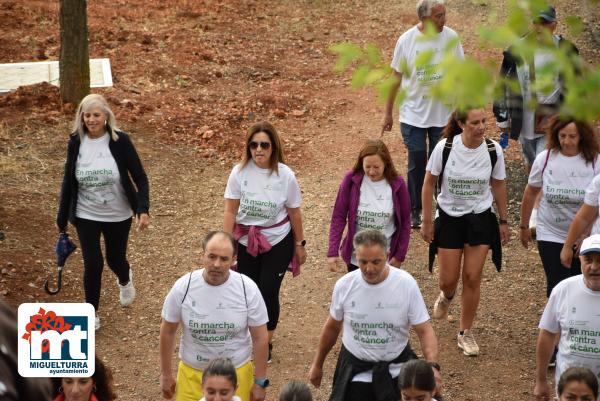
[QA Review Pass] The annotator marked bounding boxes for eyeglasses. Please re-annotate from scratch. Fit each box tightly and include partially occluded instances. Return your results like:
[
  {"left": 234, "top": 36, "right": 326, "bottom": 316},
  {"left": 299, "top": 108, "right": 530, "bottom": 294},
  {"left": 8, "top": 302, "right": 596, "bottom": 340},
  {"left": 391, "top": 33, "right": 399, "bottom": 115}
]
[{"left": 249, "top": 141, "right": 271, "bottom": 150}]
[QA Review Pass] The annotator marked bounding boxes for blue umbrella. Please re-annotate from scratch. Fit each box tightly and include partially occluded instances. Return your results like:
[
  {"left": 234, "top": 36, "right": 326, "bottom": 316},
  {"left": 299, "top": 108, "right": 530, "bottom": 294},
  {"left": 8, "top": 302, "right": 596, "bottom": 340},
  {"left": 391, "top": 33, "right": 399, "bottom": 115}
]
[{"left": 44, "top": 232, "right": 77, "bottom": 295}]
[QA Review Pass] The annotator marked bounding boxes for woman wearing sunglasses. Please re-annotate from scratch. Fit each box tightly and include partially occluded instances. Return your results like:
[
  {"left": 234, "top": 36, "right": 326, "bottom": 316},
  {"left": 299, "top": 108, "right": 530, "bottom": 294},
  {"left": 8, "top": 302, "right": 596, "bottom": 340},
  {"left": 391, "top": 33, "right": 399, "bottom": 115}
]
[{"left": 224, "top": 121, "right": 307, "bottom": 363}]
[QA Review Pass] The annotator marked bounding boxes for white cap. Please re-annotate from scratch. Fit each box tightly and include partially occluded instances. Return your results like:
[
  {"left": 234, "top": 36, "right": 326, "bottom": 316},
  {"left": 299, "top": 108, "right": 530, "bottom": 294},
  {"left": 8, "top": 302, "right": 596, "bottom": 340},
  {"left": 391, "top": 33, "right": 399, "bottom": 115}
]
[{"left": 579, "top": 234, "right": 600, "bottom": 255}]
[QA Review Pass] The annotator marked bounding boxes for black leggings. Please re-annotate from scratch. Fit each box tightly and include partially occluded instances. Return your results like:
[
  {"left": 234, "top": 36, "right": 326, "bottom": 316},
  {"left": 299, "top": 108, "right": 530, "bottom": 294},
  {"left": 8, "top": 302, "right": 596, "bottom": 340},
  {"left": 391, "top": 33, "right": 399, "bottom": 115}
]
[
  {"left": 75, "top": 217, "right": 132, "bottom": 311},
  {"left": 237, "top": 231, "right": 294, "bottom": 331},
  {"left": 537, "top": 240, "right": 581, "bottom": 298}
]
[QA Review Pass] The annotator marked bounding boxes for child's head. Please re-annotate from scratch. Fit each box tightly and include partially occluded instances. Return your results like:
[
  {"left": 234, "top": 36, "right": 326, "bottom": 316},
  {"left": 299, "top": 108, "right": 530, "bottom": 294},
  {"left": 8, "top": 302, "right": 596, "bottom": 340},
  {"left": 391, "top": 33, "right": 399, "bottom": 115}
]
[
  {"left": 558, "top": 367, "right": 598, "bottom": 401},
  {"left": 278, "top": 380, "right": 313, "bottom": 401},
  {"left": 201, "top": 358, "right": 238, "bottom": 401},
  {"left": 398, "top": 360, "right": 436, "bottom": 401}
]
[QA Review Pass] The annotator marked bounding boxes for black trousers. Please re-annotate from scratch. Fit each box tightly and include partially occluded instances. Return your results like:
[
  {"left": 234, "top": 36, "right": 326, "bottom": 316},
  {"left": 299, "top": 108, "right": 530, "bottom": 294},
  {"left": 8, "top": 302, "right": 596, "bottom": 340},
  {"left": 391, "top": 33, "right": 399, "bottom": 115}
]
[
  {"left": 537, "top": 240, "right": 581, "bottom": 298},
  {"left": 237, "top": 231, "right": 294, "bottom": 331},
  {"left": 75, "top": 217, "right": 132, "bottom": 311}
]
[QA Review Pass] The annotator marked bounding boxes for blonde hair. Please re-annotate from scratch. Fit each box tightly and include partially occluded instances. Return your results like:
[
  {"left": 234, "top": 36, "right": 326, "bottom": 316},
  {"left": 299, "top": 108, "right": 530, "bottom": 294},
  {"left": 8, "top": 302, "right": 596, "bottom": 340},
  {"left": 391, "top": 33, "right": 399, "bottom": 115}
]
[{"left": 73, "top": 94, "right": 119, "bottom": 141}]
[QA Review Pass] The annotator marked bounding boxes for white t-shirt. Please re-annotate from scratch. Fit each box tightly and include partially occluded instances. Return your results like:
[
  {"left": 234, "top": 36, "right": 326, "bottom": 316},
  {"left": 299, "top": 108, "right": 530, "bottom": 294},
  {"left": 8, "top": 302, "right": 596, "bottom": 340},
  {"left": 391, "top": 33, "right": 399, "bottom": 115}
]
[
  {"left": 529, "top": 150, "right": 599, "bottom": 243},
  {"left": 161, "top": 269, "right": 268, "bottom": 370},
  {"left": 75, "top": 133, "right": 132, "bottom": 222},
  {"left": 330, "top": 267, "right": 430, "bottom": 382},
  {"left": 539, "top": 275, "right": 600, "bottom": 400},
  {"left": 351, "top": 177, "right": 395, "bottom": 265},
  {"left": 427, "top": 135, "right": 506, "bottom": 217},
  {"left": 584, "top": 175, "right": 600, "bottom": 235},
  {"left": 391, "top": 25, "right": 465, "bottom": 128},
  {"left": 517, "top": 36, "right": 562, "bottom": 140},
  {"left": 224, "top": 160, "right": 302, "bottom": 246}
]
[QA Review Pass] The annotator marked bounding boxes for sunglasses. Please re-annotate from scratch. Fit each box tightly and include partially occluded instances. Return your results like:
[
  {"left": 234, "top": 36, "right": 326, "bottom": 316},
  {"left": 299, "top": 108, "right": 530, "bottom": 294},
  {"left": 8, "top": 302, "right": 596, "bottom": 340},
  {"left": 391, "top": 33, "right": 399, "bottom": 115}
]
[{"left": 249, "top": 141, "right": 271, "bottom": 150}]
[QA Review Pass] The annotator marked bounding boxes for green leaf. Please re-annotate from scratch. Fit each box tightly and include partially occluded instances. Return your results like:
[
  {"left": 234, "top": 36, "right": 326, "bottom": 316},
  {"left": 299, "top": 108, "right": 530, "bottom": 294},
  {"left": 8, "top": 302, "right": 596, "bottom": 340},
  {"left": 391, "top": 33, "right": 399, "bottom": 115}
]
[
  {"left": 365, "top": 43, "right": 381, "bottom": 66},
  {"left": 351, "top": 66, "right": 370, "bottom": 89},
  {"left": 329, "top": 43, "right": 363, "bottom": 72},
  {"left": 565, "top": 15, "right": 584, "bottom": 37}
]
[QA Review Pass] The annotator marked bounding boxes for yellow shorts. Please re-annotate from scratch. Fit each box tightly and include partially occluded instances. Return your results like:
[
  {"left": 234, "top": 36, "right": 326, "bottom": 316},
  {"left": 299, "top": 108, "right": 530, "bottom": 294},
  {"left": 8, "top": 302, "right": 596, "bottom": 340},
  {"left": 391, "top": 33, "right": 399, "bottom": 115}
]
[{"left": 175, "top": 360, "right": 253, "bottom": 401}]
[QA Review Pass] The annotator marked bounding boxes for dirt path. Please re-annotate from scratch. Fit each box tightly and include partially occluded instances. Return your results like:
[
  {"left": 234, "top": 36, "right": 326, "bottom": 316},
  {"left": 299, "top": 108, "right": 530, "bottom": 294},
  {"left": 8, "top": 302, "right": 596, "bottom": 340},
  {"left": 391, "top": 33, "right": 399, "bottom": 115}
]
[{"left": 1, "top": 0, "right": 598, "bottom": 400}]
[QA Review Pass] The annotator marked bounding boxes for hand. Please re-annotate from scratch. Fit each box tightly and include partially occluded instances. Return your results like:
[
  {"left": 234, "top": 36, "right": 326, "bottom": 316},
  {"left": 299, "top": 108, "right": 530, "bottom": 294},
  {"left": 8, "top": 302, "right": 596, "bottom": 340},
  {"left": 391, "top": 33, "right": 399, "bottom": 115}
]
[
  {"left": 160, "top": 373, "right": 176, "bottom": 399},
  {"left": 389, "top": 257, "right": 402, "bottom": 268},
  {"left": 295, "top": 245, "right": 307, "bottom": 265},
  {"left": 327, "top": 256, "right": 341, "bottom": 272},
  {"left": 250, "top": 383, "right": 266, "bottom": 401},
  {"left": 560, "top": 245, "right": 574, "bottom": 268},
  {"left": 420, "top": 221, "right": 434, "bottom": 244},
  {"left": 55, "top": 222, "right": 66, "bottom": 233},
  {"left": 499, "top": 224, "right": 510, "bottom": 246},
  {"left": 534, "top": 379, "right": 550, "bottom": 401},
  {"left": 137, "top": 213, "right": 150, "bottom": 232},
  {"left": 381, "top": 112, "right": 393, "bottom": 135},
  {"left": 308, "top": 363, "right": 323, "bottom": 388},
  {"left": 519, "top": 227, "right": 531, "bottom": 249}
]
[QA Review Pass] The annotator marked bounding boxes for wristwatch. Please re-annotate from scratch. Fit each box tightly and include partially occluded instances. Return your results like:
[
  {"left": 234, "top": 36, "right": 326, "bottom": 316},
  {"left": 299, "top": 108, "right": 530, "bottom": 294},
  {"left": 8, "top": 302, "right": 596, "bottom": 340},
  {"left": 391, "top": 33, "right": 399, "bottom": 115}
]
[
  {"left": 254, "top": 377, "right": 270, "bottom": 388},
  {"left": 296, "top": 239, "right": 306, "bottom": 247},
  {"left": 429, "top": 362, "right": 441, "bottom": 372}
]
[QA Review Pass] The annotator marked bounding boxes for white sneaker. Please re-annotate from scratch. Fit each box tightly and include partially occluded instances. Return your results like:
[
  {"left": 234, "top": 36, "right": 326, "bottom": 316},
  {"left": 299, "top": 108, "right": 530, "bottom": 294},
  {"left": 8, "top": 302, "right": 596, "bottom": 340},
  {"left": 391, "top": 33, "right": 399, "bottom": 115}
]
[
  {"left": 95, "top": 315, "right": 101, "bottom": 330},
  {"left": 118, "top": 269, "right": 136, "bottom": 307},
  {"left": 457, "top": 329, "right": 479, "bottom": 356},
  {"left": 432, "top": 292, "right": 451, "bottom": 320}
]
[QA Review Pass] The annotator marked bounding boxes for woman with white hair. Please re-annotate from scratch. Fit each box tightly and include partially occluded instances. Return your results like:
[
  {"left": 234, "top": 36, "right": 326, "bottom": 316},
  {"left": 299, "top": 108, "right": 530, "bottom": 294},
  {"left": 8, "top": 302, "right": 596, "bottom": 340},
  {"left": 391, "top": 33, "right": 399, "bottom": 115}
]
[{"left": 56, "top": 94, "right": 150, "bottom": 329}]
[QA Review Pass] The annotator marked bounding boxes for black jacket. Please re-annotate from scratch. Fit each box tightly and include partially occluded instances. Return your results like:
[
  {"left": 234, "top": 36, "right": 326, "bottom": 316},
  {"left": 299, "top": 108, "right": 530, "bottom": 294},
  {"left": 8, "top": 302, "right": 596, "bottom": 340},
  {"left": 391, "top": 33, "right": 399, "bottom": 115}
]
[
  {"left": 329, "top": 344, "right": 416, "bottom": 401},
  {"left": 56, "top": 130, "right": 150, "bottom": 230},
  {"left": 492, "top": 35, "right": 579, "bottom": 140}
]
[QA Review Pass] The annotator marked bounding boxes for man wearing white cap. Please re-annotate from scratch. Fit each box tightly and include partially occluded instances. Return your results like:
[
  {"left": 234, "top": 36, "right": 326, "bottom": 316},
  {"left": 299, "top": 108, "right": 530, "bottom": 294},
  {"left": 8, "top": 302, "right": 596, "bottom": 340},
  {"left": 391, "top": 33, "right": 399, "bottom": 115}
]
[{"left": 534, "top": 234, "right": 600, "bottom": 401}]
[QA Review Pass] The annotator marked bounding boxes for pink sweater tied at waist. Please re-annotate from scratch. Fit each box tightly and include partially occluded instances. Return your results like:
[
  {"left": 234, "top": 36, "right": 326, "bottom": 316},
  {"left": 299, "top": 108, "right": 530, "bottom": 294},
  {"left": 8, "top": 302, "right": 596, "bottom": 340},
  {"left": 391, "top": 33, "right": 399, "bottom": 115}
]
[{"left": 233, "top": 216, "right": 301, "bottom": 277}]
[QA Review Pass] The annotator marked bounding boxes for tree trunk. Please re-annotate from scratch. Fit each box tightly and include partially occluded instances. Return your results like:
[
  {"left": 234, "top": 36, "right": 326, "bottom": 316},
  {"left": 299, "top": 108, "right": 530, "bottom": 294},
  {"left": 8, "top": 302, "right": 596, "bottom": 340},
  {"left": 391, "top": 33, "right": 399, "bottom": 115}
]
[{"left": 59, "top": 0, "right": 90, "bottom": 105}]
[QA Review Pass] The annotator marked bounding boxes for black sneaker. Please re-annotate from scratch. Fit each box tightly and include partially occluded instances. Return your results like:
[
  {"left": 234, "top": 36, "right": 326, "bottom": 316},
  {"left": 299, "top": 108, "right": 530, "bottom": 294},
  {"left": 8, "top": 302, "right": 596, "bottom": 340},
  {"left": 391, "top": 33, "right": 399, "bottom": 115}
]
[
  {"left": 268, "top": 343, "right": 273, "bottom": 364},
  {"left": 411, "top": 210, "right": 422, "bottom": 229}
]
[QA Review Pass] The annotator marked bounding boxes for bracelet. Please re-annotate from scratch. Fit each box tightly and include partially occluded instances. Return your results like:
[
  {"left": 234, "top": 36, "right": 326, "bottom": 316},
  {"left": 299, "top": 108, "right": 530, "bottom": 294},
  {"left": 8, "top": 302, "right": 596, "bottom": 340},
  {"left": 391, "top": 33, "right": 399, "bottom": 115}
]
[
  {"left": 519, "top": 225, "right": 528, "bottom": 230},
  {"left": 499, "top": 219, "right": 508, "bottom": 225}
]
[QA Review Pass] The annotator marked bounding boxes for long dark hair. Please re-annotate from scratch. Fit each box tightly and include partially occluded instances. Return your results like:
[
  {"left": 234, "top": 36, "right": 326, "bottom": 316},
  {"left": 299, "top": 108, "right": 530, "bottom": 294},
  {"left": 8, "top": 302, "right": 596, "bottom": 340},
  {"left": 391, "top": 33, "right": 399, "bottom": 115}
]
[
  {"left": 241, "top": 121, "right": 285, "bottom": 174},
  {"left": 545, "top": 115, "right": 599, "bottom": 163},
  {"left": 442, "top": 110, "right": 469, "bottom": 142},
  {"left": 352, "top": 139, "right": 399, "bottom": 184},
  {"left": 51, "top": 357, "right": 117, "bottom": 401}
]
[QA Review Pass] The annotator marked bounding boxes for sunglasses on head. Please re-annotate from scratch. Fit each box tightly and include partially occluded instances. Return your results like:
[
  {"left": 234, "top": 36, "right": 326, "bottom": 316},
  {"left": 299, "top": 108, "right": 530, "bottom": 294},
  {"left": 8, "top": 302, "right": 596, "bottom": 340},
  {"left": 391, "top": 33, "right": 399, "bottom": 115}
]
[{"left": 249, "top": 141, "right": 271, "bottom": 150}]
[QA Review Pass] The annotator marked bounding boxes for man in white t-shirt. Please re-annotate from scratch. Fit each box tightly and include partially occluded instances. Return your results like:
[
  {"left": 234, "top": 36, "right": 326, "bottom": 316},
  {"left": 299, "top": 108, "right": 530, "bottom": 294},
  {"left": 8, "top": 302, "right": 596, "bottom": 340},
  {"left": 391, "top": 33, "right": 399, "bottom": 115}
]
[
  {"left": 534, "top": 234, "right": 600, "bottom": 401},
  {"left": 309, "top": 229, "right": 441, "bottom": 401},
  {"left": 159, "top": 231, "right": 269, "bottom": 401},
  {"left": 382, "top": 0, "right": 464, "bottom": 229}
]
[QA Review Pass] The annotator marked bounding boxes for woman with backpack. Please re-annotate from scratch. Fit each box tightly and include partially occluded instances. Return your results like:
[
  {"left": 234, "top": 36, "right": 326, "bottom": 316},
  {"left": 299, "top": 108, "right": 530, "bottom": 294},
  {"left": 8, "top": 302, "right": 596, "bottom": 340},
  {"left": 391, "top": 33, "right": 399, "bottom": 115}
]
[
  {"left": 520, "top": 117, "right": 600, "bottom": 297},
  {"left": 421, "top": 107, "right": 509, "bottom": 357}
]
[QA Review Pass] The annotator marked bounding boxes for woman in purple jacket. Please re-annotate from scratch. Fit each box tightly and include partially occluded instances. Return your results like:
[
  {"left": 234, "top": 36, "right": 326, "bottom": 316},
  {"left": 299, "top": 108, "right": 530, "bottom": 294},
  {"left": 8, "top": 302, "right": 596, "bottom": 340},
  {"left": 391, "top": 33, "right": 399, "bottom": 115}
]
[{"left": 327, "top": 139, "right": 411, "bottom": 272}]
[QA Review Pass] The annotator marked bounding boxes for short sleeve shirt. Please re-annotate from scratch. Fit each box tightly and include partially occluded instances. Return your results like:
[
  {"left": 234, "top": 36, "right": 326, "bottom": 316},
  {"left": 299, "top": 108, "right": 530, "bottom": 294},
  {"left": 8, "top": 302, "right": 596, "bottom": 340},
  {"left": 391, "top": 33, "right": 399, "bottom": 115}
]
[
  {"left": 426, "top": 135, "right": 505, "bottom": 217},
  {"left": 584, "top": 175, "right": 600, "bottom": 235},
  {"left": 76, "top": 133, "right": 132, "bottom": 221},
  {"left": 390, "top": 26, "right": 465, "bottom": 128},
  {"left": 539, "top": 275, "right": 600, "bottom": 399},
  {"left": 161, "top": 270, "right": 268, "bottom": 370},
  {"left": 224, "top": 160, "right": 301, "bottom": 246},
  {"left": 528, "top": 150, "right": 600, "bottom": 242},
  {"left": 352, "top": 177, "right": 395, "bottom": 265},
  {"left": 330, "top": 267, "right": 429, "bottom": 381}
]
